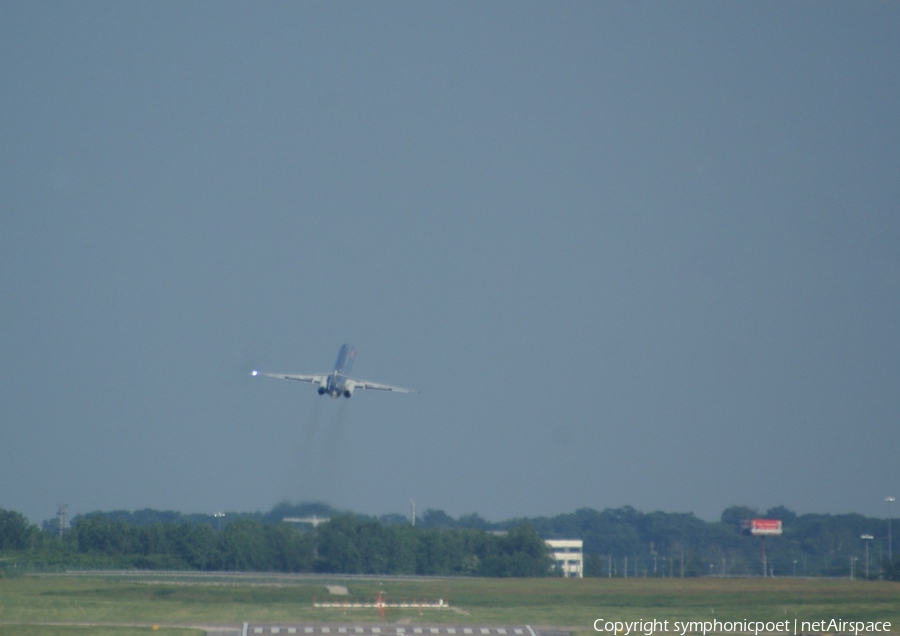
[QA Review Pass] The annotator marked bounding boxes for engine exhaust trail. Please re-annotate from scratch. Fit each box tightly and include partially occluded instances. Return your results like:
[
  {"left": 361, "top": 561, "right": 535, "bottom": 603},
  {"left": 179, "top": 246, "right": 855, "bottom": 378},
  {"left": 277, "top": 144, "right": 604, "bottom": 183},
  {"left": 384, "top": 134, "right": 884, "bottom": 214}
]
[
  {"left": 303, "top": 397, "right": 324, "bottom": 450},
  {"left": 321, "top": 399, "right": 349, "bottom": 502},
  {"left": 282, "top": 397, "right": 324, "bottom": 500}
]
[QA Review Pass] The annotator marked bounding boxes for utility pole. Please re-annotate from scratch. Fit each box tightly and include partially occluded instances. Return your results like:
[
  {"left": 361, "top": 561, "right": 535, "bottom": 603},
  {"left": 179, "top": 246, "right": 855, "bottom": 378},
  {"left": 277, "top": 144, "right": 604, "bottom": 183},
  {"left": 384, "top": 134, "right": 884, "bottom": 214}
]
[
  {"left": 410, "top": 499, "right": 416, "bottom": 527},
  {"left": 861, "top": 534, "right": 874, "bottom": 579},
  {"left": 886, "top": 497, "right": 895, "bottom": 562}
]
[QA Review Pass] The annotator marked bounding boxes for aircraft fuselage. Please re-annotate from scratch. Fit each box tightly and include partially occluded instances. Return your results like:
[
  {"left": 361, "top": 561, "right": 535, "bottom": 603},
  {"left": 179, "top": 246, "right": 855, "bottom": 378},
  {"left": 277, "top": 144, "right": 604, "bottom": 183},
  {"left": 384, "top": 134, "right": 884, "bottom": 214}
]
[{"left": 318, "top": 344, "right": 357, "bottom": 398}]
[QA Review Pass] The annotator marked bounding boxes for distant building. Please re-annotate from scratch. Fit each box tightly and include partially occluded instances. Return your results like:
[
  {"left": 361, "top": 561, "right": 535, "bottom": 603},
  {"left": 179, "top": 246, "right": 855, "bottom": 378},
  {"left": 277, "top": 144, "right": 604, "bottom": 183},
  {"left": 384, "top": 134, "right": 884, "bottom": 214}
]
[{"left": 546, "top": 539, "right": 583, "bottom": 578}]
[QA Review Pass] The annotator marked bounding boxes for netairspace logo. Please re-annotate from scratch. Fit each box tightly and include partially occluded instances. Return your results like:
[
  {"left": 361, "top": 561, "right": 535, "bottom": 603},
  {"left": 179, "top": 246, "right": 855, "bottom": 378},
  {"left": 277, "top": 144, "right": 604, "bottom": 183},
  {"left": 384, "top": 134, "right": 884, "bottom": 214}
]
[{"left": 593, "top": 619, "right": 892, "bottom": 636}]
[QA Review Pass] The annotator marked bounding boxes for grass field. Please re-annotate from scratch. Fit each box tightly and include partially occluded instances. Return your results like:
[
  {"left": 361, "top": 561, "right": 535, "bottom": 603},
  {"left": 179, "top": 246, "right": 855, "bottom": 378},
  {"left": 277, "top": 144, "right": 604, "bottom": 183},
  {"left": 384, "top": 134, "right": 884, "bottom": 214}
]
[{"left": 0, "top": 573, "right": 897, "bottom": 635}]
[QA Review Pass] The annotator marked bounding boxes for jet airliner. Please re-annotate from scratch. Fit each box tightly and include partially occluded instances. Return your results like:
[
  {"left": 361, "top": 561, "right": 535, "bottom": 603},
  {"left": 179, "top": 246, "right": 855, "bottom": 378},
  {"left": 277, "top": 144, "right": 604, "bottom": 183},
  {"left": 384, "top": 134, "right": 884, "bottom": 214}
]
[{"left": 251, "top": 344, "right": 416, "bottom": 398}]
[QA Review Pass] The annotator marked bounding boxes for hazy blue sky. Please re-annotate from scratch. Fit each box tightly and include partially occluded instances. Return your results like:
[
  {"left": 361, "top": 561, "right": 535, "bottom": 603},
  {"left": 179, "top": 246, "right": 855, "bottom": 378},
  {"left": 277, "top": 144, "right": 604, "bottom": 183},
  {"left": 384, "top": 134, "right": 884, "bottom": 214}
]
[{"left": 2, "top": 2, "right": 899, "bottom": 525}]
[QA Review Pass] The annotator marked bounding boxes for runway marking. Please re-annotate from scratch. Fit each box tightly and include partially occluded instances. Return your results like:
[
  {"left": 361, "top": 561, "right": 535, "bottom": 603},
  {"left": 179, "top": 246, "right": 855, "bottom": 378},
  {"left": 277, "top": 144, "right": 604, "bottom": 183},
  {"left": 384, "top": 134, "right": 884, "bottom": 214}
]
[{"left": 246, "top": 626, "right": 549, "bottom": 636}]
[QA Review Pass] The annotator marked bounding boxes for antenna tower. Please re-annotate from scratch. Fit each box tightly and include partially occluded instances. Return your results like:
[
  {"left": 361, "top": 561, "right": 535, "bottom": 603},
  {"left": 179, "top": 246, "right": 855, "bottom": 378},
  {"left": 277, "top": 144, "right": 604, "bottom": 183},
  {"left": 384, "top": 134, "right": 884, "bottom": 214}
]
[{"left": 56, "top": 504, "right": 68, "bottom": 539}]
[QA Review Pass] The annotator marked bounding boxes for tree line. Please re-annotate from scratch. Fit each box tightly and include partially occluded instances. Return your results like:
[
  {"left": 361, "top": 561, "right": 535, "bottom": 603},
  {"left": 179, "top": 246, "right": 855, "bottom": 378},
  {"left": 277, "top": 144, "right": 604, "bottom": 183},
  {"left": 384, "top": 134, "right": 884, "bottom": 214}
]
[
  {"left": 2, "top": 503, "right": 899, "bottom": 579},
  {"left": 523, "top": 505, "right": 898, "bottom": 579},
  {"left": 1, "top": 508, "right": 549, "bottom": 576}
]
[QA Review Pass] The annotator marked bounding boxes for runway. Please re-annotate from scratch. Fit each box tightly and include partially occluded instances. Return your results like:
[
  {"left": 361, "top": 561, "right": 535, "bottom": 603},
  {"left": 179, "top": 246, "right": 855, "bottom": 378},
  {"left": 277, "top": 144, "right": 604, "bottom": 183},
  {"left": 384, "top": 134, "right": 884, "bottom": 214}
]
[{"left": 204, "top": 624, "right": 570, "bottom": 636}]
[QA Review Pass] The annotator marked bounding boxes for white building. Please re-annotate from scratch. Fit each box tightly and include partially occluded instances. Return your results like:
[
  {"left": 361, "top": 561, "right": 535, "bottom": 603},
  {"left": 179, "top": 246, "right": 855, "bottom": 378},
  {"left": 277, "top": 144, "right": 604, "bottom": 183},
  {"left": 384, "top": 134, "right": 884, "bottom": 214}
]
[{"left": 546, "top": 539, "right": 583, "bottom": 578}]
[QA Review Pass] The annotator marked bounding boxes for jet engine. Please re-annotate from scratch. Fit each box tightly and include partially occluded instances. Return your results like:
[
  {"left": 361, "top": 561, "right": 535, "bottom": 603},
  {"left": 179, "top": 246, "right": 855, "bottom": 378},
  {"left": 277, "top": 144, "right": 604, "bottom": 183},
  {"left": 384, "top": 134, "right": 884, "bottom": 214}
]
[{"left": 342, "top": 387, "right": 354, "bottom": 398}]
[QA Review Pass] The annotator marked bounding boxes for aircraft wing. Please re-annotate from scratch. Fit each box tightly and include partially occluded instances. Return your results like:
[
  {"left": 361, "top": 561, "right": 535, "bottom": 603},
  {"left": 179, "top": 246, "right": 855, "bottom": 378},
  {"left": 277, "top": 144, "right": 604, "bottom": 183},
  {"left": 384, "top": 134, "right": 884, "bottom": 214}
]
[
  {"left": 252, "top": 371, "right": 328, "bottom": 384},
  {"left": 346, "top": 378, "right": 417, "bottom": 393}
]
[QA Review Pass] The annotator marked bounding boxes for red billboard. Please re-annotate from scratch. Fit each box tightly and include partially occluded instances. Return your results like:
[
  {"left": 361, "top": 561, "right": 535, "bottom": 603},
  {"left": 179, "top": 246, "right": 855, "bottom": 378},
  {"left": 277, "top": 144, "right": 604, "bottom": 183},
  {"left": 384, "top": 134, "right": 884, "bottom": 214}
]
[{"left": 750, "top": 519, "right": 783, "bottom": 535}]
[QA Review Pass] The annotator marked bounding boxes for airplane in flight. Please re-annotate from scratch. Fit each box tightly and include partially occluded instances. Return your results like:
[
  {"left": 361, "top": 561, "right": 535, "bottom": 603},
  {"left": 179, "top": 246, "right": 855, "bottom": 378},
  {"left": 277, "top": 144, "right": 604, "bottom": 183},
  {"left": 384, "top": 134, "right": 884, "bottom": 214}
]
[{"left": 251, "top": 344, "right": 416, "bottom": 398}]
